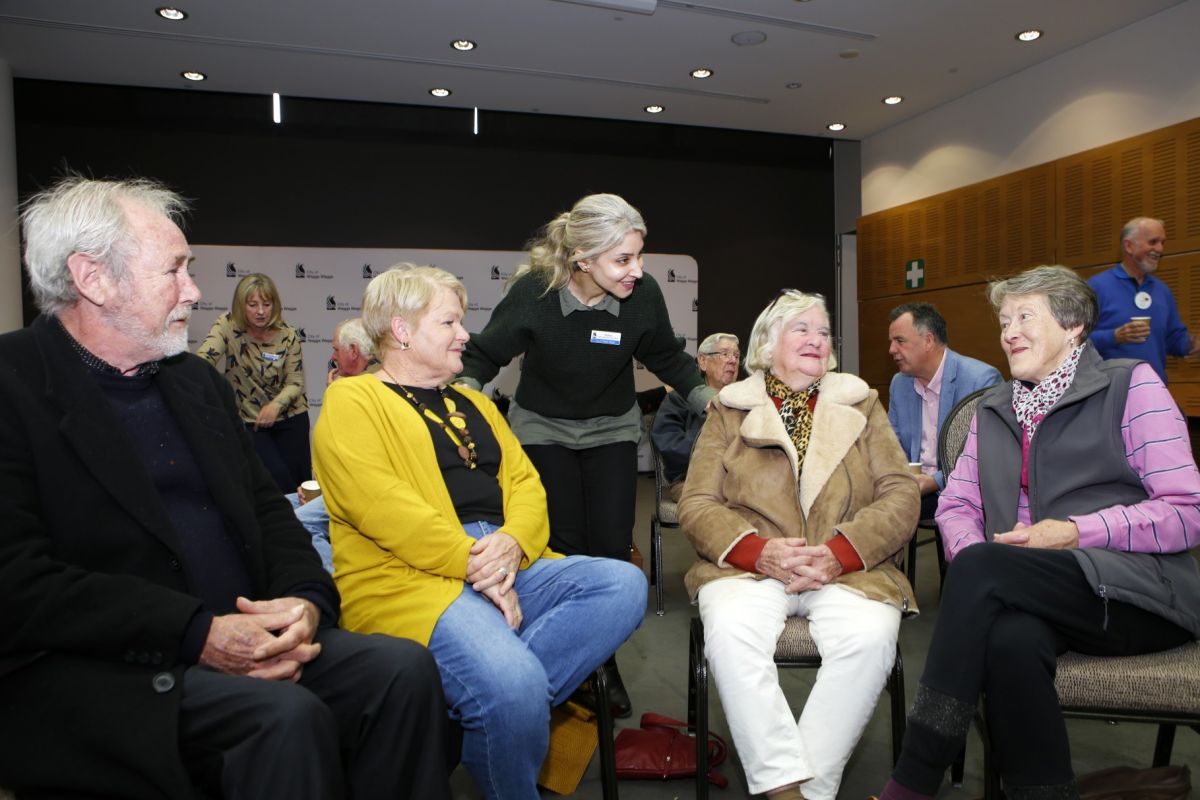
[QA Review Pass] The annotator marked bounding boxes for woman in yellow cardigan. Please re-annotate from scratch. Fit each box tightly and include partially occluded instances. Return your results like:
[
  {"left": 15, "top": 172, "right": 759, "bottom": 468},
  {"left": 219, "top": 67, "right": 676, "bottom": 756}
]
[{"left": 313, "top": 265, "right": 646, "bottom": 800}]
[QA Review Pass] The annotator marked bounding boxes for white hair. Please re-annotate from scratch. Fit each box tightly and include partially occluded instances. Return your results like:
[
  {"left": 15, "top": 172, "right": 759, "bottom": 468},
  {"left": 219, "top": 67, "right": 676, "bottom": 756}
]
[
  {"left": 333, "top": 318, "right": 375, "bottom": 357},
  {"left": 21, "top": 176, "right": 189, "bottom": 315}
]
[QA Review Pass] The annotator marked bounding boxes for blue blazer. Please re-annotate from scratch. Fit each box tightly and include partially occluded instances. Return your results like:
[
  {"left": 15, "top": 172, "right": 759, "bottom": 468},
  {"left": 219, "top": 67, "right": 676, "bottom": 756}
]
[{"left": 887, "top": 348, "right": 1002, "bottom": 489}]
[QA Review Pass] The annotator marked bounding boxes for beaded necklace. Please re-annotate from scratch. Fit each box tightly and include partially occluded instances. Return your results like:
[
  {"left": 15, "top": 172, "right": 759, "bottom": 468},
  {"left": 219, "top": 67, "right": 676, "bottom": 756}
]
[{"left": 381, "top": 368, "right": 477, "bottom": 469}]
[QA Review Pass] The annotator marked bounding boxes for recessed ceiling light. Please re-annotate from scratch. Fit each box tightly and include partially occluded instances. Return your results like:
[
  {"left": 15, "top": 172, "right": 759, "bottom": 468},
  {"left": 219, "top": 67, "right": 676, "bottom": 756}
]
[
  {"left": 644, "top": 105, "right": 664, "bottom": 114},
  {"left": 731, "top": 31, "right": 767, "bottom": 46},
  {"left": 690, "top": 68, "right": 713, "bottom": 79},
  {"left": 1015, "top": 29, "right": 1042, "bottom": 42},
  {"left": 827, "top": 122, "right": 845, "bottom": 131},
  {"left": 156, "top": 7, "right": 187, "bottom": 20},
  {"left": 882, "top": 95, "right": 903, "bottom": 105},
  {"left": 429, "top": 88, "right": 452, "bottom": 98},
  {"left": 451, "top": 39, "right": 477, "bottom": 51},
  {"left": 839, "top": 49, "right": 860, "bottom": 59},
  {"left": 785, "top": 82, "right": 802, "bottom": 90},
  {"left": 180, "top": 71, "right": 206, "bottom": 82}
]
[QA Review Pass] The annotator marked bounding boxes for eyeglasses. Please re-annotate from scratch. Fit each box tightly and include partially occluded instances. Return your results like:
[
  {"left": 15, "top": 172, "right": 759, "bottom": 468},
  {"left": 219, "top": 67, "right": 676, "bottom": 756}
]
[{"left": 700, "top": 349, "right": 741, "bottom": 361}]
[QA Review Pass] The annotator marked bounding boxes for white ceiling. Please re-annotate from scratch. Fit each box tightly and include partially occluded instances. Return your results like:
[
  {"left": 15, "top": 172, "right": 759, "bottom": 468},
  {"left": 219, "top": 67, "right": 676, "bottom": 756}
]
[{"left": 0, "top": 0, "right": 1185, "bottom": 139}]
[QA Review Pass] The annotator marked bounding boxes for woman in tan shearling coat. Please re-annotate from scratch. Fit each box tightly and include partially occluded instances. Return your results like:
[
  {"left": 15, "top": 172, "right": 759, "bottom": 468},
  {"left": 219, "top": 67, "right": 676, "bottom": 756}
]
[{"left": 679, "top": 290, "right": 919, "bottom": 800}]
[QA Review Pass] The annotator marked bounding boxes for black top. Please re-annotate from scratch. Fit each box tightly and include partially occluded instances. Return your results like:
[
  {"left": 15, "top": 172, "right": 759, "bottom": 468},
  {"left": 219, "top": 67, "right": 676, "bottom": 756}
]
[
  {"left": 459, "top": 271, "right": 703, "bottom": 419},
  {"left": 387, "top": 383, "right": 505, "bottom": 525}
]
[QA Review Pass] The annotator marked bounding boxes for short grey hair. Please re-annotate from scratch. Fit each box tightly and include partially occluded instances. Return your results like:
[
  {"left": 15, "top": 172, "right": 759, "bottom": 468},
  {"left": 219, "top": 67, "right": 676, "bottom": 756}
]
[
  {"left": 1120, "top": 216, "right": 1164, "bottom": 246},
  {"left": 745, "top": 290, "right": 837, "bottom": 373},
  {"left": 333, "top": 318, "right": 375, "bottom": 357},
  {"left": 987, "top": 265, "right": 1098, "bottom": 339},
  {"left": 697, "top": 332, "right": 738, "bottom": 355},
  {"left": 21, "top": 176, "right": 189, "bottom": 315}
]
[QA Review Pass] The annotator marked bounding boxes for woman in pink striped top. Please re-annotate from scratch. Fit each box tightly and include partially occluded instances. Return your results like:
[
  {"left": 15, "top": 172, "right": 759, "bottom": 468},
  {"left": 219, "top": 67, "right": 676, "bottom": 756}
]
[{"left": 878, "top": 265, "right": 1200, "bottom": 800}]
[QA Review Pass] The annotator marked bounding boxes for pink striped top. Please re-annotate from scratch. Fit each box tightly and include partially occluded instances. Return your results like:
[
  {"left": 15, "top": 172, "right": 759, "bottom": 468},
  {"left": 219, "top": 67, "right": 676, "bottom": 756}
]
[{"left": 937, "top": 363, "right": 1200, "bottom": 561}]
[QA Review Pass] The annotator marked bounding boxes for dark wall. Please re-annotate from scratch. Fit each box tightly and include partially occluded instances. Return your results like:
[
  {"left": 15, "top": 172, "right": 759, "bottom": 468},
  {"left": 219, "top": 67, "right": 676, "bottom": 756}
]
[{"left": 15, "top": 79, "right": 835, "bottom": 344}]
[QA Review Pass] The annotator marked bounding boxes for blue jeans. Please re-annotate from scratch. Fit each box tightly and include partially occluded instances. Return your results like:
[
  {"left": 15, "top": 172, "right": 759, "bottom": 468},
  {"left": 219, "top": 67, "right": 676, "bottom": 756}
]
[
  {"left": 428, "top": 521, "right": 646, "bottom": 800},
  {"left": 285, "top": 493, "right": 334, "bottom": 573}
]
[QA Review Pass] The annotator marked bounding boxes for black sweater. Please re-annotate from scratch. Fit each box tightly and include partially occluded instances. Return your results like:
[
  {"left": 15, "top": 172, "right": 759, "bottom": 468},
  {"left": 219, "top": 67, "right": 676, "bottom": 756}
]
[{"left": 460, "top": 271, "right": 703, "bottom": 419}]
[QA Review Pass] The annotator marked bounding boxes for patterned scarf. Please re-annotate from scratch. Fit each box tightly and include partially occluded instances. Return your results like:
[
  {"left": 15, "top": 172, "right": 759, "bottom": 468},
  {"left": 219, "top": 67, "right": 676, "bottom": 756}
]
[
  {"left": 1011, "top": 343, "right": 1085, "bottom": 439},
  {"left": 765, "top": 371, "right": 821, "bottom": 465}
]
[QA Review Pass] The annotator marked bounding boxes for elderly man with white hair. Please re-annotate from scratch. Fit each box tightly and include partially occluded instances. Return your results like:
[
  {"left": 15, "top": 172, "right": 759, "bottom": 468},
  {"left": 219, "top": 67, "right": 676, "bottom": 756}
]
[
  {"left": 651, "top": 331, "right": 740, "bottom": 501},
  {"left": 0, "top": 176, "right": 450, "bottom": 799},
  {"left": 1087, "top": 216, "right": 1200, "bottom": 383},
  {"left": 327, "top": 317, "right": 378, "bottom": 385}
]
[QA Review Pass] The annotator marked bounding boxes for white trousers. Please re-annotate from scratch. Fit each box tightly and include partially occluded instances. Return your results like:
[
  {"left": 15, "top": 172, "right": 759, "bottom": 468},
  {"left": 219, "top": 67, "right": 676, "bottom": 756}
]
[{"left": 697, "top": 577, "right": 900, "bottom": 799}]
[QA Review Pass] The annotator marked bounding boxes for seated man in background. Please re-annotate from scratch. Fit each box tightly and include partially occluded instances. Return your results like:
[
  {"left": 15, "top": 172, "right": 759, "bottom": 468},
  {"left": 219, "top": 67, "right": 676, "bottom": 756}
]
[
  {"left": 651, "top": 332, "right": 739, "bottom": 501},
  {"left": 291, "top": 316, "right": 380, "bottom": 571},
  {"left": 887, "top": 303, "right": 1001, "bottom": 519},
  {"left": 0, "top": 176, "right": 450, "bottom": 800},
  {"left": 326, "top": 316, "right": 378, "bottom": 385}
]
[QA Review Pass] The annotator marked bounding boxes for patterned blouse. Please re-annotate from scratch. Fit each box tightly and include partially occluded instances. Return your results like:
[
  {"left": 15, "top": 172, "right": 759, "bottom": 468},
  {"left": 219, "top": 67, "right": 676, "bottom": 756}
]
[{"left": 198, "top": 314, "right": 309, "bottom": 424}]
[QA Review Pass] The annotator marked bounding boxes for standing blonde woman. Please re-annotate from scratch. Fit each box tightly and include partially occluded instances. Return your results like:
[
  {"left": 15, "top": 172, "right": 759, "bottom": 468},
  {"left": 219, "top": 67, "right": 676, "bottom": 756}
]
[
  {"left": 199, "top": 273, "right": 310, "bottom": 492},
  {"left": 458, "top": 193, "right": 712, "bottom": 713}
]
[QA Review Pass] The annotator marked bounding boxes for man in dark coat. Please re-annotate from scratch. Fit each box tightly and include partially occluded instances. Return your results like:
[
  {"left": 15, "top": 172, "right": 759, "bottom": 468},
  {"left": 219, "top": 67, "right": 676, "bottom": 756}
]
[{"left": 0, "top": 176, "right": 451, "bottom": 799}]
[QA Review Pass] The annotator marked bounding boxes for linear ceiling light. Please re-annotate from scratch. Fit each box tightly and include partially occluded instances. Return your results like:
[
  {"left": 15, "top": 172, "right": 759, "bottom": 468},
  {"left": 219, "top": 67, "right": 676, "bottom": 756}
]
[{"left": 550, "top": 0, "right": 657, "bottom": 14}]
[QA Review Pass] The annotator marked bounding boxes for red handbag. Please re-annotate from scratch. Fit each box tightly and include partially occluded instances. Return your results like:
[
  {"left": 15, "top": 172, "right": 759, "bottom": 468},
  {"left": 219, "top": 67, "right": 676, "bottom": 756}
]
[{"left": 613, "top": 712, "right": 729, "bottom": 788}]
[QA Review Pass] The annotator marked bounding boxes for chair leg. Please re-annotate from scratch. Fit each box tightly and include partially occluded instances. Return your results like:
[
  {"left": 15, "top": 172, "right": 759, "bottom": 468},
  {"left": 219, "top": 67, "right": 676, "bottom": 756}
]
[
  {"left": 1152, "top": 723, "right": 1177, "bottom": 767},
  {"left": 652, "top": 518, "right": 665, "bottom": 616},
  {"left": 906, "top": 534, "right": 918, "bottom": 588},
  {"left": 888, "top": 646, "right": 906, "bottom": 766},
  {"left": 933, "top": 527, "right": 948, "bottom": 593},
  {"left": 950, "top": 747, "right": 965, "bottom": 787},
  {"left": 592, "top": 666, "right": 618, "bottom": 800},
  {"left": 689, "top": 618, "right": 709, "bottom": 800}
]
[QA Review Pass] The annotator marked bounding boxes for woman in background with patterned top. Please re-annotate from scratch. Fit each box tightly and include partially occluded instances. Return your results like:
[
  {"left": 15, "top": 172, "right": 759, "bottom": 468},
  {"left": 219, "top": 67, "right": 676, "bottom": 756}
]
[
  {"left": 199, "top": 273, "right": 310, "bottom": 493},
  {"left": 458, "top": 193, "right": 712, "bottom": 715}
]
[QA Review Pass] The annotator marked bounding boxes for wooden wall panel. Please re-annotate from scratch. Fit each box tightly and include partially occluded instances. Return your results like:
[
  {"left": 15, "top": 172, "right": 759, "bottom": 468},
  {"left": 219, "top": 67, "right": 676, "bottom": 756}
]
[
  {"left": 858, "top": 163, "right": 1055, "bottom": 302},
  {"left": 859, "top": 116, "right": 1200, "bottom": 416},
  {"left": 1057, "top": 118, "right": 1200, "bottom": 267}
]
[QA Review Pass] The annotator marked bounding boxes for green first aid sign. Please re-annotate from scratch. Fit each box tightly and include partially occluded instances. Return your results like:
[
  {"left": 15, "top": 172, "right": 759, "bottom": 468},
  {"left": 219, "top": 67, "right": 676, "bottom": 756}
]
[{"left": 905, "top": 259, "right": 925, "bottom": 289}]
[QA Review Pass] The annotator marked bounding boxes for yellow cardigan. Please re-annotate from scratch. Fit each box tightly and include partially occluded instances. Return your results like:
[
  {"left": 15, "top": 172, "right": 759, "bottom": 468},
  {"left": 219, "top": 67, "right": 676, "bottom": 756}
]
[{"left": 313, "top": 375, "right": 557, "bottom": 645}]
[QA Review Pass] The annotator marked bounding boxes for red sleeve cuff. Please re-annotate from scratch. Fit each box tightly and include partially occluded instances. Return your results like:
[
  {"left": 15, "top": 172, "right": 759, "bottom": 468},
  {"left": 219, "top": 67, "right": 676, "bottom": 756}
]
[
  {"left": 825, "top": 533, "right": 864, "bottom": 574},
  {"left": 726, "top": 534, "right": 768, "bottom": 573}
]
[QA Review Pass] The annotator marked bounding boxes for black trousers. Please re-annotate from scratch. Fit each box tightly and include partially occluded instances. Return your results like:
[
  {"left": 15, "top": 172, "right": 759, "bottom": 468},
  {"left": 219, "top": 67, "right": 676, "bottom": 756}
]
[
  {"left": 179, "top": 628, "right": 451, "bottom": 800},
  {"left": 248, "top": 410, "right": 312, "bottom": 493},
  {"left": 896, "top": 543, "right": 1192, "bottom": 791},
  {"left": 523, "top": 441, "right": 637, "bottom": 561}
]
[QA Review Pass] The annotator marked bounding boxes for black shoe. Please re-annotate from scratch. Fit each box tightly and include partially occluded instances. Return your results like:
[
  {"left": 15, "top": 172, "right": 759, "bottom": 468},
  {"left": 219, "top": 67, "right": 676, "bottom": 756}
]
[{"left": 603, "top": 657, "right": 633, "bottom": 719}]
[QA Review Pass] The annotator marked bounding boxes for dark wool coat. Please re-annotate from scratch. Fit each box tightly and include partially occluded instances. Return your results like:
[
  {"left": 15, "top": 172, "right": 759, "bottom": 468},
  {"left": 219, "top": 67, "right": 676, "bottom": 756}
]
[{"left": 0, "top": 315, "right": 335, "bottom": 798}]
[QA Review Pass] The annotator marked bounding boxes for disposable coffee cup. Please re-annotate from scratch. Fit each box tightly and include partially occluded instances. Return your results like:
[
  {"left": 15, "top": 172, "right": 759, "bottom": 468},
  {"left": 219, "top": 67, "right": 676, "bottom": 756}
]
[
  {"left": 907, "top": 463, "right": 923, "bottom": 476},
  {"left": 299, "top": 479, "right": 322, "bottom": 503},
  {"left": 1131, "top": 315, "right": 1151, "bottom": 330}
]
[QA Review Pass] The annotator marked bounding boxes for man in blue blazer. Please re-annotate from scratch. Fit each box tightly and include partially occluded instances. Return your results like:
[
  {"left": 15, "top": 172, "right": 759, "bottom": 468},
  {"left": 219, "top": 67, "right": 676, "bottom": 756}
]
[{"left": 887, "top": 303, "right": 1002, "bottom": 519}]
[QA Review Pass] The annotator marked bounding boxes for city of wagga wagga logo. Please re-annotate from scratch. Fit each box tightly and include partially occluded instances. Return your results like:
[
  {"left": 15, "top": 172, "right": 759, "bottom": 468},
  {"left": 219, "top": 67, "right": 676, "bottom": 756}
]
[
  {"left": 225, "top": 262, "right": 236, "bottom": 277},
  {"left": 295, "top": 263, "right": 306, "bottom": 278},
  {"left": 363, "top": 264, "right": 375, "bottom": 279},
  {"left": 667, "top": 269, "right": 676, "bottom": 283}
]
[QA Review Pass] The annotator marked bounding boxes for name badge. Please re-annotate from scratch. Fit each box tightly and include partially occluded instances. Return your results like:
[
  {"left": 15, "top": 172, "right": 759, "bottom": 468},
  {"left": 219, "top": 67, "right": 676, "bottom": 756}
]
[
  {"left": 1134, "top": 291, "right": 1153, "bottom": 310},
  {"left": 591, "top": 330, "right": 622, "bottom": 346},
  {"left": 262, "top": 352, "right": 282, "bottom": 361}
]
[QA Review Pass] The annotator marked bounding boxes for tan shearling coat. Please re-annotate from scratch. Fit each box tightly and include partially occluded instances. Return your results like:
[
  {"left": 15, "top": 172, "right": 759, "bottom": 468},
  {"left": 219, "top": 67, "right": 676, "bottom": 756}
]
[{"left": 679, "top": 370, "right": 919, "bottom": 614}]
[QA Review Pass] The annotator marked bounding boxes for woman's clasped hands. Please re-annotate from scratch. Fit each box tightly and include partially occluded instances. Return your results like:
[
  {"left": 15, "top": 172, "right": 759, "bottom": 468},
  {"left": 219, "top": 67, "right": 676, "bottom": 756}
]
[{"left": 755, "top": 537, "right": 845, "bottom": 594}]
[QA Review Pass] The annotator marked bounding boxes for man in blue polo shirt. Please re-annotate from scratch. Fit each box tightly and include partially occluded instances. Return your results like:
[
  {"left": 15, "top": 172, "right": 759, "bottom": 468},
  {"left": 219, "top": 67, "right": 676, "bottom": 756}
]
[{"left": 1088, "top": 217, "right": 1199, "bottom": 383}]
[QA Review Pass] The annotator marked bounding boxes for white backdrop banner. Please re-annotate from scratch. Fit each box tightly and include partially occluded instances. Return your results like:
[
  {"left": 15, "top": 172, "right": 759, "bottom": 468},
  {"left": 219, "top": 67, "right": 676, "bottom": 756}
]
[{"left": 187, "top": 246, "right": 700, "bottom": 422}]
